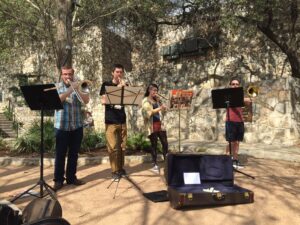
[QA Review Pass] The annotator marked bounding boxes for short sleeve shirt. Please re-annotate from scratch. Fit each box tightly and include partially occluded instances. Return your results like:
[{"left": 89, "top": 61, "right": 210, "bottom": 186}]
[
  {"left": 54, "top": 82, "right": 83, "bottom": 131},
  {"left": 100, "top": 81, "right": 126, "bottom": 124}
]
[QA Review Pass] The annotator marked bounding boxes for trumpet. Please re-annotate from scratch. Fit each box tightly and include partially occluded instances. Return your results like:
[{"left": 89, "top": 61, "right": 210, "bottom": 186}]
[
  {"left": 247, "top": 85, "right": 259, "bottom": 98},
  {"left": 156, "top": 93, "right": 169, "bottom": 100},
  {"left": 68, "top": 79, "right": 92, "bottom": 104},
  {"left": 154, "top": 93, "right": 169, "bottom": 111}
]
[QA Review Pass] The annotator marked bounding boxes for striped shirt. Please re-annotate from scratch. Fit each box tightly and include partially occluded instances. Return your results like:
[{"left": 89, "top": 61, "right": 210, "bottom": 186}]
[{"left": 54, "top": 82, "right": 83, "bottom": 131}]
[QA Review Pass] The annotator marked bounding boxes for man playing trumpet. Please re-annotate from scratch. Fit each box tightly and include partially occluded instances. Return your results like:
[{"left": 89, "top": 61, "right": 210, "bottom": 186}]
[
  {"left": 53, "top": 66, "right": 90, "bottom": 191},
  {"left": 100, "top": 64, "right": 127, "bottom": 180}
]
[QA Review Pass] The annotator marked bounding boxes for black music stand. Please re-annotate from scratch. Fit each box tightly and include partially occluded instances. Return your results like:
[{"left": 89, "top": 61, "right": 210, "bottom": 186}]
[
  {"left": 211, "top": 87, "right": 255, "bottom": 179},
  {"left": 105, "top": 86, "right": 144, "bottom": 199},
  {"left": 11, "top": 84, "right": 63, "bottom": 202},
  {"left": 105, "top": 86, "right": 144, "bottom": 106}
]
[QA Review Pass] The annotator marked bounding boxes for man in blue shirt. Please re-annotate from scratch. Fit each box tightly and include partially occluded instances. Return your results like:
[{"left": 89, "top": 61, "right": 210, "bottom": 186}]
[{"left": 53, "top": 67, "right": 90, "bottom": 191}]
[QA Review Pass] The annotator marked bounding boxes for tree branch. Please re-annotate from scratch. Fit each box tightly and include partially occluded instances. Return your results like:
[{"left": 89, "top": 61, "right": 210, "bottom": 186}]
[{"left": 77, "top": 6, "right": 128, "bottom": 31}]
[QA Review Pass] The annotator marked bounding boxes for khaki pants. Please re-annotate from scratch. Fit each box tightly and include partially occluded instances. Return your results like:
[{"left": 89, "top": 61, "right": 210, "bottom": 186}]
[{"left": 105, "top": 124, "right": 127, "bottom": 173}]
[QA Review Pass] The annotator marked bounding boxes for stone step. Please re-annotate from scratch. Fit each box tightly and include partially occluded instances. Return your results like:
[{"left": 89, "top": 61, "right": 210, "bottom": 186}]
[
  {"left": 0, "top": 122, "right": 14, "bottom": 126},
  {"left": 0, "top": 112, "right": 17, "bottom": 138},
  {"left": 0, "top": 124, "right": 14, "bottom": 129},
  {"left": 0, "top": 131, "right": 17, "bottom": 138},
  {"left": 0, "top": 129, "right": 15, "bottom": 134},
  {"left": 0, "top": 122, "right": 13, "bottom": 127}
]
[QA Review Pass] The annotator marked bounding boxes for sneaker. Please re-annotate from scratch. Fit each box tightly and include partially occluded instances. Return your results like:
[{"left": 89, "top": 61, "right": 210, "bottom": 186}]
[
  {"left": 53, "top": 182, "right": 63, "bottom": 191},
  {"left": 233, "top": 161, "right": 244, "bottom": 169},
  {"left": 151, "top": 165, "right": 160, "bottom": 173},
  {"left": 67, "top": 178, "right": 86, "bottom": 185}
]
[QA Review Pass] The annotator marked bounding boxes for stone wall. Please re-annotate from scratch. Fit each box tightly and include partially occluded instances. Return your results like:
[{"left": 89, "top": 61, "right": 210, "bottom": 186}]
[
  {"left": 128, "top": 24, "right": 300, "bottom": 146},
  {"left": 1, "top": 23, "right": 300, "bottom": 146}
]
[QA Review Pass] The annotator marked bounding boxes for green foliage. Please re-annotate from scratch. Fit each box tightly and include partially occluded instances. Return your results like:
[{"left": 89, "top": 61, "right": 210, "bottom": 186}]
[
  {"left": 0, "top": 137, "right": 8, "bottom": 149},
  {"left": 14, "top": 119, "right": 106, "bottom": 154},
  {"left": 126, "top": 132, "right": 151, "bottom": 153},
  {"left": 8, "top": 86, "right": 22, "bottom": 98},
  {"left": 14, "top": 120, "right": 55, "bottom": 154},
  {"left": 3, "top": 106, "right": 13, "bottom": 121},
  {"left": 0, "top": 0, "right": 56, "bottom": 63},
  {"left": 81, "top": 129, "right": 106, "bottom": 152}
]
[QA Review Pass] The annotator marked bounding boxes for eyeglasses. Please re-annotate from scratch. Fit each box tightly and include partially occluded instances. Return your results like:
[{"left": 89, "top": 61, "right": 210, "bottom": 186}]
[
  {"left": 62, "top": 73, "right": 73, "bottom": 76},
  {"left": 231, "top": 83, "right": 239, "bottom": 86}
]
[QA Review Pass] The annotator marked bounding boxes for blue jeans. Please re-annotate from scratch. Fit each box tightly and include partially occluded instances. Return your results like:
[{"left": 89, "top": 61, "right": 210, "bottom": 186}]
[{"left": 54, "top": 127, "right": 83, "bottom": 183}]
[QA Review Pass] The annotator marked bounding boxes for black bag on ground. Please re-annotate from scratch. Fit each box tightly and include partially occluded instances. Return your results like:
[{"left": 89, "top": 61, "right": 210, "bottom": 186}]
[
  {"left": 166, "top": 154, "right": 254, "bottom": 209},
  {"left": 22, "top": 198, "right": 62, "bottom": 224},
  {"left": 22, "top": 217, "right": 70, "bottom": 225},
  {"left": 0, "top": 201, "right": 22, "bottom": 225}
]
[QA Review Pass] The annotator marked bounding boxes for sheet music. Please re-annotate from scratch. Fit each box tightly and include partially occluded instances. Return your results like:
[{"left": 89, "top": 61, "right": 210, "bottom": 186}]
[
  {"left": 105, "top": 86, "right": 144, "bottom": 106},
  {"left": 183, "top": 172, "right": 201, "bottom": 185}
]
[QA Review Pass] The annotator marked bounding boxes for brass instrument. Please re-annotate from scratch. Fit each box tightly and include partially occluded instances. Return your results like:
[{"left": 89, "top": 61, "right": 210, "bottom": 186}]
[
  {"left": 68, "top": 79, "right": 92, "bottom": 104},
  {"left": 123, "top": 69, "right": 132, "bottom": 86},
  {"left": 247, "top": 85, "right": 259, "bottom": 98},
  {"left": 156, "top": 93, "right": 169, "bottom": 100},
  {"left": 154, "top": 93, "right": 169, "bottom": 113}
]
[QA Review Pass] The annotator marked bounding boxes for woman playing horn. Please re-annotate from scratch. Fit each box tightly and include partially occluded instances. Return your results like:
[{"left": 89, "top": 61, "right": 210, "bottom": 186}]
[{"left": 141, "top": 83, "right": 169, "bottom": 173}]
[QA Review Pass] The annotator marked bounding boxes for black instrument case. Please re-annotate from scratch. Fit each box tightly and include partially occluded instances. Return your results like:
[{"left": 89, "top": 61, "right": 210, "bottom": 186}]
[{"left": 166, "top": 154, "right": 254, "bottom": 209}]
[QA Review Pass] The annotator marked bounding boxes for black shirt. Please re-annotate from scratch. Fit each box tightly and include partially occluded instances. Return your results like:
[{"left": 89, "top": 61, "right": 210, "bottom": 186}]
[
  {"left": 100, "top": 81, "right": 126, "bottom": 124},
  {"left": 152, "top": 102, "right": 161, "bottom": 122}
]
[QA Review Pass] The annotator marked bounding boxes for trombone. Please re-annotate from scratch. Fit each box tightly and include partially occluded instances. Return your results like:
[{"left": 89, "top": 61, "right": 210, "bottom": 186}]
[
  {"left": 68, "top": 79, "right": 92, "bottom": 104},
  {"left": 247, "top": 85, "right": 259, "bottom": 98}
]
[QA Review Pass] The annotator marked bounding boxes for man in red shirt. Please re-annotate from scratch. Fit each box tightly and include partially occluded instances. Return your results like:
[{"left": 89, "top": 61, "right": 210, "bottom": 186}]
[{"left": 225, "top": 78, "right": 251, "bottom": 167}]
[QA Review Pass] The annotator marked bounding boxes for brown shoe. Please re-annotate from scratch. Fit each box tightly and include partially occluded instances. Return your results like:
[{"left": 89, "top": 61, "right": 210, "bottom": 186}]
[
  {"left": 67, "top": 178, "right": 86, "bottom": 185},
  {"left": 53, "top": 182, "right": 63, "bottom": 191}
]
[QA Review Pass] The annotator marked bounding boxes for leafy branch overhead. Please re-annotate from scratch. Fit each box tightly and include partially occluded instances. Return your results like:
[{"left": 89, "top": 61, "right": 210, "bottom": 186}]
[{"left": 0, "top": 0, "right": 300, "bottom": 77}]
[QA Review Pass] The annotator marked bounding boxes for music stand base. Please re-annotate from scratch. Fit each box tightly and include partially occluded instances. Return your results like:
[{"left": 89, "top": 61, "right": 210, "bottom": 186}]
[
  {"left": 10, "top": 179, "right": 57, "bottom": 203},
  {"left": 234, "top": 168, "right": 255, "bottom": 179},
  {"left": 107, "top": 174, "right": 144, "bottom": 199}
]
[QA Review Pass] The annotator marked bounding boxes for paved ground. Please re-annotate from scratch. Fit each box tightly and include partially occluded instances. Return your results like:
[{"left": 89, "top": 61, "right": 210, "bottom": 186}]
[{"left": 1, "top": 140, "right": 300, "bottom": 225}]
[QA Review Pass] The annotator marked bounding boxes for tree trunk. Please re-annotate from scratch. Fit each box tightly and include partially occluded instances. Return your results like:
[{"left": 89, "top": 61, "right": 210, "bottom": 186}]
[{"left": 55, "top": 0, "right": 73, "bottom": 70}]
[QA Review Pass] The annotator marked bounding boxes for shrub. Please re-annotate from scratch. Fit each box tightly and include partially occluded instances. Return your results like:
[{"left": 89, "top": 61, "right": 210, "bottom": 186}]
[
  {"left": 81, "top": 129, "right": 106, "bottom": 152},
  {"left": 126, "top": 133, "right": 151, "bottom": 153},
  {"left": 0, "top": 137, "right": 8, "bottom": 150},
  {"left": 14, "top": 119, "right": 106, "bottom": 154},
  {"left": 14, "top": 120, "right": 55, "bottom": 154}
]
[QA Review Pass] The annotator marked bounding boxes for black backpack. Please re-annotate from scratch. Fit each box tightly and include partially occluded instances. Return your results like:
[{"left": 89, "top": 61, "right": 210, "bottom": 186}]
[{"left": 0, "top": 203, "right": 22, "bottom": 225}]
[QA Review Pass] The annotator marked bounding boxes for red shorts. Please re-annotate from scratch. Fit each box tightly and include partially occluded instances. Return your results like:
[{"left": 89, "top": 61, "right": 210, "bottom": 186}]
[{"left": 152, "top": 121, "right": 162, "bottom": 133}]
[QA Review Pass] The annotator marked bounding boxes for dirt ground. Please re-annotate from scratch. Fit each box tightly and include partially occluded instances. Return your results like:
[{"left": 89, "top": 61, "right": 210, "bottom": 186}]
[{"left": 1, "top": 157, "right": 300, "bottom": 225}]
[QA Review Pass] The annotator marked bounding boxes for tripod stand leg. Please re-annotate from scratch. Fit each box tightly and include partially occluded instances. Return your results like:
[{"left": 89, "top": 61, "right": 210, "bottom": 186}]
[
  {"left": 10, "top": 182, "right": 40, "bottom": 203},
  {"left": 234, "top": 168, "right": 255, "bottom": 179},
  {"left": 112, "top": 179, "right": 121, "bottom": 199},
  {"left": 42, "top": 181, "right": 57, "bottom": 200},
  {"left": 107, "top": 180, "right": 114, "bottom": 189}
]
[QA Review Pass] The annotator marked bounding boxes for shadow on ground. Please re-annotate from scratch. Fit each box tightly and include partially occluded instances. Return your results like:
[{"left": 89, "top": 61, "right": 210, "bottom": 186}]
[{"left": 1, "top": 157, "right": 300, "bottom": 225}]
